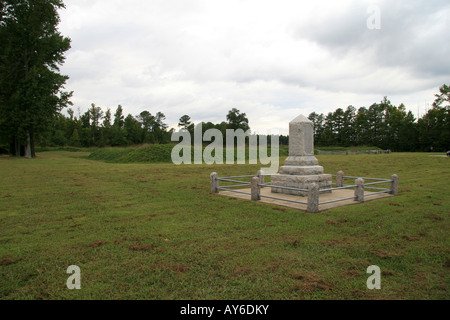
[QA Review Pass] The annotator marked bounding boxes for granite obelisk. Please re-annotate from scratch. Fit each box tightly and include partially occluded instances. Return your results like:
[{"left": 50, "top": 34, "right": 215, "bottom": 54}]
[{"left": 271, "top": 115, "right": 332, "bottom": 196}]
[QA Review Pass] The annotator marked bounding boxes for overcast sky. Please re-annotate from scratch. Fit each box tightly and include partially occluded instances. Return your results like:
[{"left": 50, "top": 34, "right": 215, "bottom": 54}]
[{"left": 58, "top": 0, "right": 450, "bottom": 134}]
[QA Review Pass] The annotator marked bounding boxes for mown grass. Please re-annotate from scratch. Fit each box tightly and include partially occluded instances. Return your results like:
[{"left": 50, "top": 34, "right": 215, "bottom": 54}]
[
  {"left": 0, "top": 151, "right": 448, "bottom": 300},
  {"left": 88, "top": 145, "right": 289, "bottom": 164}
]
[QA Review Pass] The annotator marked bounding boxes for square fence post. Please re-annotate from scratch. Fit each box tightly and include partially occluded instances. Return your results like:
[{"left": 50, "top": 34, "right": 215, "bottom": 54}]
[
  {"left": 257, "top": 170, "right": 265, "bottom": 189},
  {"left": 251, "top": 177, "right": 261, "bottom": 201},
  {"left": 355, "top": 178, "right": 365, "bottom": 203},
  {"left": 390, "top": 174, "right": 399, "bottom": 196},
  {"left": 307, "top": 183, "right": 320, "bottom": 213},
  {"left": 336, "top": 171, "right": 345, "bottom": 188},
  {"left": 210, "top": 172, "right": 219, "bottom": 194}
]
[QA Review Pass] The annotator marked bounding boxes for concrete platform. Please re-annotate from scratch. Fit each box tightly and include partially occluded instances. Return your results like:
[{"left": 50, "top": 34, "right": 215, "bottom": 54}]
[{"left": 219, "top": 188, "right": 393, "bottom": 212}]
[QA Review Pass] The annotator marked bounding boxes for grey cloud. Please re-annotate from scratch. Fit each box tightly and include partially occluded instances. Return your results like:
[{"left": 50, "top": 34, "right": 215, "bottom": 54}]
[{"left": 292, "top": 0, "right": 450, "bottom": 81}]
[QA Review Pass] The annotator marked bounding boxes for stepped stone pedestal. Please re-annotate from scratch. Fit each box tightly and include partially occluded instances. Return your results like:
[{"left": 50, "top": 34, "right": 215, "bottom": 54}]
[{"left": 271, "top": 115, "right": 332, "bottom": 196}]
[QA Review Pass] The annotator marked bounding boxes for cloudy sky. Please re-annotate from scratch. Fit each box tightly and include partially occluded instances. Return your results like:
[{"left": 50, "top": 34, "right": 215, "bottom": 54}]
[{"left": 58, "top": 0, "right": 450, "bottom": 134}]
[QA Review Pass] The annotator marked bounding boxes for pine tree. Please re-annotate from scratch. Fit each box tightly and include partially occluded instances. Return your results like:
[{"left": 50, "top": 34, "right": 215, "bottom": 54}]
[
  {"left": 178, "top": 115, "right": 192, "bottom": 130},
  {"left": 0, "top": 0, "right": 72, "bottom": 157}
]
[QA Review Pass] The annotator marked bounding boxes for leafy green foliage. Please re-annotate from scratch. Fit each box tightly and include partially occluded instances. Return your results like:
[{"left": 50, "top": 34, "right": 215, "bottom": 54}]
[
  {"left": 0, "top": 0, "right": 72, "bottom": 157},
  {"left": 226, "top": 108, "right": 250, "bottom": 131},
  {"left": 417, "top": 85, "right": 450, "bottom": 152},
  {"left": 178, "top": 115, "right": 192, "bottom": 130},
  {"left": 309, "top": 90, "right": 449, "bottom": 152}
]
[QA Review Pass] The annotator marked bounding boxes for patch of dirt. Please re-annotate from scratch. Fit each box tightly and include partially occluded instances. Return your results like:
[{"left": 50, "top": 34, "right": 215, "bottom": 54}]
[
  {"left": 350, "top": 289, "right": 366, "bottom": 298},
  {"left": 291, "top": 272, "right": 333, "bottom": 293},
  {"left": 371, "top": 249, "right": 393, "bottom": 259},
  {"left": 444, "top": 259, "right": 450, "bottom": 270},
  {"left": 114, "top": 237, "right": 127, "bottom": 244},
  {"left": 389, "top": 203, "right": 402, "bottom": 207},
  {"left": 359, "top": 259, "right": 371, "bottom": 265},
  {"left": 282, "top": 235, "right": 304, "bottom": 247},
  {"left": 322, "top": 239, "right": 342, "bottom": 247},
  {"left": 423, "top": 215, "right": 443, "bottom": 221},
  {"left": 265, "top": 261, "right": 284, "bottom": 273},
  {"left": 56, "top": 216, "right": 74, "bottom": 222},
  {"left": 339, "top": 263, "right": 362, "bottom": 278},
  {"left": 172, "top": 265, "right": 189, "bottom": 273},
  {"left": 86, "top": 241, "right": 108, "bottom": 248},
  {"left": 402, "top": 235, "right": 420, "bottom": 241},
  {"left": 292, "top": 273, "right": 305, "bottom": 280},
  {"left": 158, "top": 264, "right": 189, "bottom": 274},
  {"left": 326, "top": 219, "right": 349, "bottom": 226},
  {"left": 418, "top": 232, "right": 427, "bottom": 237},
  {"left": 227, "top": 267, "right": 251, "bottom": 280},
  {"left": 129, "top": 244, "right": 155, "bottom": 251},
  {"left": 345, "top": 270, "right": 361, "bottom": 277},
  {"left": 0, "top": 257, "right": 23, "bottom": 266},
  {"left": 413, "top": 270, "right": 428, "bottom": 283}
]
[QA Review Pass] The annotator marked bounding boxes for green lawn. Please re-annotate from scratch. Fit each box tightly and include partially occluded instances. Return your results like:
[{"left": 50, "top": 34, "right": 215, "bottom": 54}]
[{"left": 0, "top": 151, "right": 448, "bottom": 300}]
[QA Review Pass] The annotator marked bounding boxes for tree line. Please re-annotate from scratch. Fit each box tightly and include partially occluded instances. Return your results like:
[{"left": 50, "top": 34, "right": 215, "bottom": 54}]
[
  {"left": 308, "top": 85, "right": 449, "bottom": 152},
  {"left": 37, "top": 106, "right": 254, "bottom": 148},
  {"left": 40, "top": 84, "right": 450, "bottom": 153},
  {"left": 3, "top": 85, "right": 449, "bottom": 152},
  {"left": 42, "top": 104, "right": 172, "bottom": 148}
]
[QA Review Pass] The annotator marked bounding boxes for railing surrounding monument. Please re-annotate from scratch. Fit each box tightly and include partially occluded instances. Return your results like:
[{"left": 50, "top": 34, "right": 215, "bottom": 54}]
[
  {"left": 211, "top": 172, "right": 399, "bottom": 213},
  {"left": 215, "top": 175, "right": 253, "bottom": 196},
  {"left": 316, "top": 149, "right": 391, "bottom": 155}
]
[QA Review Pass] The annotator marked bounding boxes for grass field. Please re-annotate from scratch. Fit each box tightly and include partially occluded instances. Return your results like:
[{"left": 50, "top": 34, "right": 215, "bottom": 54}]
[{"left": 0, "top": 150, "right": 448, "bottom": 300}]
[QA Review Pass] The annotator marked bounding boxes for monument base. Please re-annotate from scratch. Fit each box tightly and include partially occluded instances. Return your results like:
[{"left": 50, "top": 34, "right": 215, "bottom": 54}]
[
  {"left": 271, "top": 174, "right": 332, "bottom": 196},
  {"left": 279, "top": 165, "right": 325, "bottom": 176}
]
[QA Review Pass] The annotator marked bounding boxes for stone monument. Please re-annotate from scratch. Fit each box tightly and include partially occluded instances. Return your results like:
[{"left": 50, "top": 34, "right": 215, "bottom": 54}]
[{"left": 271, "top": 115, "right": 332, "bottom": 196}]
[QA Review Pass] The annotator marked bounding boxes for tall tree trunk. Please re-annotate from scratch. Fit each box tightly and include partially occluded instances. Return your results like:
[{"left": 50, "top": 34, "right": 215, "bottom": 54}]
[
  {"left": 24, "top": 132, "right": 32, "bottom": 159},
  {"left": 30, "top": 131, "right": 36, "bottom": 158}
]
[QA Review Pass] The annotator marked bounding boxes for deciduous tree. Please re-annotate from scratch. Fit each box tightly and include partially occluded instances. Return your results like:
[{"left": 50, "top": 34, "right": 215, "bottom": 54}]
[{"left": 226, "top": 108, "right": 250, "bottom": 131}]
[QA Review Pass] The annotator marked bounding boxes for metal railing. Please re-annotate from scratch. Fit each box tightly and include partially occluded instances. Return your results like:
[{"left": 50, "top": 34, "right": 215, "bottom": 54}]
[
  {"left": 316, "top": 150, "right": 391, "bottom": 155},
  {"left": 216, "top": 176, "right": 252, "bottom": 196},
  {"left": 211, "top": 171, "right": 399, "bottom": 213}
]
